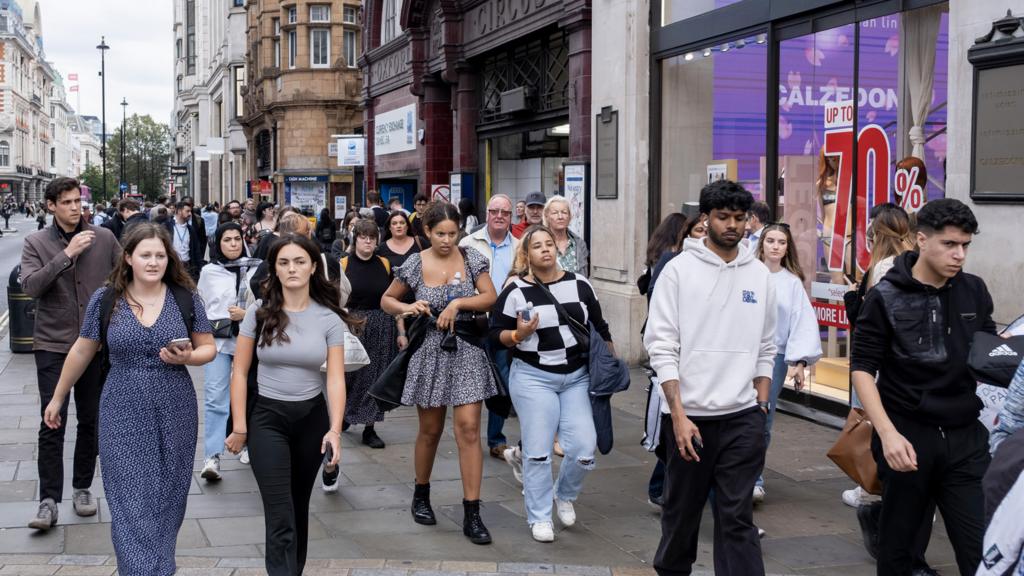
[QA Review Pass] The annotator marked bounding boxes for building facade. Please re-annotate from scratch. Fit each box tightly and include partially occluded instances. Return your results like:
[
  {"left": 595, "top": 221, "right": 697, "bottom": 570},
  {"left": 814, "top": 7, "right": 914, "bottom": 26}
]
[
  {"left": 359, "top": 0, "right": 592, "bottom": 214},
  {"left": 0, "top": 0, "right": 56, "bottom": 203},
  {"left": 241, "top": 0, "right": 364, "bottom": 216},
  {"left": 590, "top": 0, "right": 1024, "bottom": 414},
  {"left": 172, "top": 0, "right": 250, "bottom": 205}
]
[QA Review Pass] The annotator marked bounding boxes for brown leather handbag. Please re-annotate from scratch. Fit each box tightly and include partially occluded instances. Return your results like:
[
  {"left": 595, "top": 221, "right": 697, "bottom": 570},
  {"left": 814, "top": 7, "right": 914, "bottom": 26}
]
[{"left": 827, "top": 408, "right": 883, "bottom": 495}]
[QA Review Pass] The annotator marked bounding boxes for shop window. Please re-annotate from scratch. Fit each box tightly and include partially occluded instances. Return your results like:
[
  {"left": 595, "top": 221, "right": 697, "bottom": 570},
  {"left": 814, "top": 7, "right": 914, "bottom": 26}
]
[
  {"left": 311, "top": 29, "right": 330, "bottom": 68},
  {"left": 659, "top": 34, "right": 768, "bottom": 215},
  {"left": 661, "top": 0, "right": 743, "bottom": 28},
  {"left": 770, "top": 5, "right": 949, "bottom": 403}
]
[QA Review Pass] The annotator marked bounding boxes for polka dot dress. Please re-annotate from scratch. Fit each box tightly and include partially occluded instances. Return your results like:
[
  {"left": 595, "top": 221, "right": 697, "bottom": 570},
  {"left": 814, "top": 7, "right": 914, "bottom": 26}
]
[{"left": 81, "top": 286, "right": 211, "bottom": 576}]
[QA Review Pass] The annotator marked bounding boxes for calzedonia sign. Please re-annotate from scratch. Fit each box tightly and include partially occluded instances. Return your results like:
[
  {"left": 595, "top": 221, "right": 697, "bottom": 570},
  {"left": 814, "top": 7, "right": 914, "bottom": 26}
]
[{"left": 375, "top": 103, "right": 417, "bottom": 157}]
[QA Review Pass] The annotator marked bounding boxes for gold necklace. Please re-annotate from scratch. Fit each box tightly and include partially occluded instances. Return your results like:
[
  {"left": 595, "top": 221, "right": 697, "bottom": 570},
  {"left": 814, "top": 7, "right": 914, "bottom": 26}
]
[{"left": 128, "top": 288, "right": 163, "bottom": 308}]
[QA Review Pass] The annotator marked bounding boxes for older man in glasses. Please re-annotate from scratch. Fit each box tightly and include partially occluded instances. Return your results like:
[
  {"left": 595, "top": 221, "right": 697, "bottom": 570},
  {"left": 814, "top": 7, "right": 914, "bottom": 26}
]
[{"left": 460, "top": 194, "right": 519, "bottom": 458}]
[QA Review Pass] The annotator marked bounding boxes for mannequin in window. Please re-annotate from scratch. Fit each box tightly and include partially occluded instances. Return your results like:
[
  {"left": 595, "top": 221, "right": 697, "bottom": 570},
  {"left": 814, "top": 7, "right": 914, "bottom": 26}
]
[{"left": 816, "top": 149, "right": 853, "bottom": 283}]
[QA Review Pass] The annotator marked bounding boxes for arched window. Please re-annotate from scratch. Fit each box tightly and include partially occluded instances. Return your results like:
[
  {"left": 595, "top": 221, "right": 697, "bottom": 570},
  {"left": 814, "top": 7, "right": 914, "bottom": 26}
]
[{"left": 0, "top": 142, "right": 9, "bottom": 167}]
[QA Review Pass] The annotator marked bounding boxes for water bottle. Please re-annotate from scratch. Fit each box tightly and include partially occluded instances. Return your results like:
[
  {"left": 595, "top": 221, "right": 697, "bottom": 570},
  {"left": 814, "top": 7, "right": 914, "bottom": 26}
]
[{"left": 445, "top": 272, "right": 462, "bottom": 306}]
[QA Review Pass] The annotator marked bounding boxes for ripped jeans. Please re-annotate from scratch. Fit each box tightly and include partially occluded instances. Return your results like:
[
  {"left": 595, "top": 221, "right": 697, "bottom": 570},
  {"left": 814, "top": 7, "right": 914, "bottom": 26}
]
[{"left": 509, "top": 358, "right": 597, "bottom": 525}]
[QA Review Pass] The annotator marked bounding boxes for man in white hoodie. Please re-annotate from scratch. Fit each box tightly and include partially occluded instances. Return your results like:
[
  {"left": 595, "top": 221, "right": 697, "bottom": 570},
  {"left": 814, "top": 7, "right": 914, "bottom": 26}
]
[{"left": 644, "top": 180, "right": 777, "bottom": 576}]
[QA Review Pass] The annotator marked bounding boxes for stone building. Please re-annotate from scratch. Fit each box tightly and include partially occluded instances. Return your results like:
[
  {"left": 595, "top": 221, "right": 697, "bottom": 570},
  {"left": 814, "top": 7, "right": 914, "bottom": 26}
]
[
  {"left": 172, "top": 0, "right": 250, "bottom": 204},
  {"left": 241, "top": 0, "right": 364, "bottom": 215}
]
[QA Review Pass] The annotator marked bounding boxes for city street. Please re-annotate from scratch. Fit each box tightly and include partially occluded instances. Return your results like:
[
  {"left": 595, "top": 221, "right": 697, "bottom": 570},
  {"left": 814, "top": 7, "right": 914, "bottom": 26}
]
[
  {"left": 0, "top": 340, "right": 962, "bottom": 575},
  {"left": 0, "top": 213, "right": 46, "bottom": 336}
]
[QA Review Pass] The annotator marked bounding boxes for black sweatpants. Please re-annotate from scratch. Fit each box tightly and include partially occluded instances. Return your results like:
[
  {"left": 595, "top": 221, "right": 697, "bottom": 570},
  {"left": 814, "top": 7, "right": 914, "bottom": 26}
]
[
  {"left": 654, "top": 407, "right": 766, "bottom": 576},
  {"left": 35, "top": 350, "right": 103, "bottom": 503},
  {"left": 249, "top": 394, "right": 330, "bottom": 576},
  {"left": 873, "top": 412, "right": 990, "bottom": 576}
]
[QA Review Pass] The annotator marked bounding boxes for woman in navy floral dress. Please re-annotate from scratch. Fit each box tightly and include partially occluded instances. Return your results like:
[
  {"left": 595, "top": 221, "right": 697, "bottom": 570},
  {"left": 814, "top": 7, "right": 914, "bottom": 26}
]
[{"left": 44, "top": 223, "right": 215, "bottom": 575}]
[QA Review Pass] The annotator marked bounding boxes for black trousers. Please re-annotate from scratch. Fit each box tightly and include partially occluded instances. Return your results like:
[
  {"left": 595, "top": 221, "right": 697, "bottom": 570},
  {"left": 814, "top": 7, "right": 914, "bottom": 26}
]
[
  {"left": 873, "top": 412, "right": 990, "bottom": 576},
  {"left": 654, "top": 408, "right": 766, "bottom": 576},
  {"left": 35, "top": 350, "right": 103, "bottom": 503},
  {"left": 249, "top": 394, "right": 329, "bottom": 576}
]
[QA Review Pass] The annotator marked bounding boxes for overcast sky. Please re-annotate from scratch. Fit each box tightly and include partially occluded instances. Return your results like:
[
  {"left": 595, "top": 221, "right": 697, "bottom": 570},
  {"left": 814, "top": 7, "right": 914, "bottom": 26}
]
[{"left": 40, "top": 0, "right": 174, "bottom": 124}]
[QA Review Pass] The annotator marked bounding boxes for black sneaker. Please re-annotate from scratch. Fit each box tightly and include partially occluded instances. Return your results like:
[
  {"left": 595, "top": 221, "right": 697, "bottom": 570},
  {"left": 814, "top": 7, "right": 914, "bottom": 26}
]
[
  {"left": 856, "top": 502, "right": 881, "bottom": 560},
  {"left": 28, "top": 498, "right": 57, "bottom": 530},
  {"left": 362, "top": 427, "right": 385, "bottom": 449},
  {"left": 322, "top": 465, "right": 340, "bottom": 494}
]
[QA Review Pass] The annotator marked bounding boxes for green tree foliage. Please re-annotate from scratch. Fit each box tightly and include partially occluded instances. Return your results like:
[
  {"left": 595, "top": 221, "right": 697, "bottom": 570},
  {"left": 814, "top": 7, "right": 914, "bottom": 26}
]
[
  {"left": 107, "top": 114, "right": 172, "bottom": 201},
  {"left": 79, "top": 164, "right": 115, "bottom": 202}
]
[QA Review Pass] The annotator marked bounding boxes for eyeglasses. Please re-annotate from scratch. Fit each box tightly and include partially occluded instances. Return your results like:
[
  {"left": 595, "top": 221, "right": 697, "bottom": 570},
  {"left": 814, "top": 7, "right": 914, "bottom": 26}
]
[{"left": 487, "top": 209, "right": 512, "bottom": 217}]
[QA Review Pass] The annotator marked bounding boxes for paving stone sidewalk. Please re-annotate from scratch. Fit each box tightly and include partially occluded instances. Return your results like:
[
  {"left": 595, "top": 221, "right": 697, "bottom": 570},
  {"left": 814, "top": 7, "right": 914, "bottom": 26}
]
[{"left": 0, "top": 337, "right": 960, "bottom": 575}]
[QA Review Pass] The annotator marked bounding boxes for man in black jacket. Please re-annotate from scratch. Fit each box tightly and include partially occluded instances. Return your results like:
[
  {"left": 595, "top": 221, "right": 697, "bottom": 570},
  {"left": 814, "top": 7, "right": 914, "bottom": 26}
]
[
  {"left": 163, "top": 200, "right": 205, "bottom": 279},
  {"left": 851, "top": 198, "right": 996, "bottom": 576},
  {"left": 102, "top": 198, "right": 148, "bottom": 241}
]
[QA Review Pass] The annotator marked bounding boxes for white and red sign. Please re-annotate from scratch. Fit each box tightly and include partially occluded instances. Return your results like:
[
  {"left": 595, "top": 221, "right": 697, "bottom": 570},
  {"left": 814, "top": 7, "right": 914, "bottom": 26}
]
[
  {"left": 431, "top": 184, "right": 450, "bottom": 203},
  {"left": 822, "top": 101, "right": 891, "bottom": 273},
  {"left": 813, "top": 301, "right": 850, "bottom": 330},
  {"left": 67, "top": 73, "right": 79, "bottom": 81},
  {"left": 894, "top": 166, "right": 925, "bottom": 214}
]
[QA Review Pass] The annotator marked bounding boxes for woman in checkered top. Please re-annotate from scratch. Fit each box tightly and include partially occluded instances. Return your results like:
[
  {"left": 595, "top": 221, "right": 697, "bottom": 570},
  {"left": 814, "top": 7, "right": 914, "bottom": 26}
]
[{"left": 489, "top": 224, "right": 613, "bottom": 543}]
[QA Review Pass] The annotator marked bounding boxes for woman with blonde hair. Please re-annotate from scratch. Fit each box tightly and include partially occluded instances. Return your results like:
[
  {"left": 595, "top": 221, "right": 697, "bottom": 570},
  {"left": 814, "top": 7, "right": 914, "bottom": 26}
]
[
  {"left": 864, "top": 202, "right": 914, "bottom": 289},
  {"left": 542, "top": 196, "right": 589, "bottom": 275}
]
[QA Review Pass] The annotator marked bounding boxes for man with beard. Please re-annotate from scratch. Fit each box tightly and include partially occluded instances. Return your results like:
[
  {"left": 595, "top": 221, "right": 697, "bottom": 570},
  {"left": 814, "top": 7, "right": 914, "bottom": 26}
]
[{"left": 644, "top": 179, "right": 776, "bottom": 575}]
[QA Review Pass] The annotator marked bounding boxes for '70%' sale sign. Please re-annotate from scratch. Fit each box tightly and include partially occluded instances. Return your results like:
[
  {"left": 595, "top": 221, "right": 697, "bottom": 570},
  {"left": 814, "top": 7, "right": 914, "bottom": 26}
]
[{"left": 823, "top": 101, "right": 891, "bottom": 274}]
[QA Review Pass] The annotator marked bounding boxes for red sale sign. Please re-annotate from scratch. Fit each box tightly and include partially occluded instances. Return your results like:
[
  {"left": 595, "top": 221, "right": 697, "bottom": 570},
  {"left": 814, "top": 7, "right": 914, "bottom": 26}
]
[
  {"left": 813, "top": 301, "right": 850, "bottom": 329},
  {"left": 894, "top": 167, "right": 925, "bottom": 214},
  {"left": 822, "top": 103, "right": 891, "bottom": 273}
]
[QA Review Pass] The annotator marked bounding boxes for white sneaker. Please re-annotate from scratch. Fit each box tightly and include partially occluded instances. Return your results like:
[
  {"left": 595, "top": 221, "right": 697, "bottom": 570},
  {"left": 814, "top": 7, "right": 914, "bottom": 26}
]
[
  {"left": 757, "top": 526, "right": 766, "bottom": 539},
  {"left": 752, "top": 485, "right": 766, "bottom": 504},
  {"left": 322, "top": 465, "right": 340, "bottom": 493},
  {"left": 531, "top": 521, "right": 555, "bottom": 542},
  {"left": 239, "top": 447, "right": 250, "bottom": 465},
  {"left": 554, "top": 498, "right": 576, "bottom": 527},
  {"left": 841, "top": 486, "right": 877, "bottom": 508},
  {"left": 503, "top": 446, "right": 523, "bottom": 485},
  {"left": 200, "top": 456, "right": 222, "bottom": 482}
]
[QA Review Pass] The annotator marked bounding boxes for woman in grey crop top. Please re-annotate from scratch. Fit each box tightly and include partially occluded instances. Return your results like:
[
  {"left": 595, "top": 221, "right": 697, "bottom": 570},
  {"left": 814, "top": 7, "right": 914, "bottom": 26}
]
[{"left": 224, "top": 234, "right": 362, "bottom": 576}]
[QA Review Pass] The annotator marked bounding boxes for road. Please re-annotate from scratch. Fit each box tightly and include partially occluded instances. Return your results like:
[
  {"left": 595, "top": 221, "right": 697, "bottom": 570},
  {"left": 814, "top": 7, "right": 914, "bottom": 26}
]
[{"left": 0, "top": 212, "right": 47, "bottom": 335}]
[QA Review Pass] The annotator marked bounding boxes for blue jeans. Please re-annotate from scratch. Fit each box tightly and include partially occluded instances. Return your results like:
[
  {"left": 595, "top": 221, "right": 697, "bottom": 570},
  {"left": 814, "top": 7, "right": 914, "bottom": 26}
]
[
  {"left": 509, "top": 359, "right": 596, "bottom": 525},
  {"left": 486, "top": 344, "right": 510, "bottom": 448},
  {"left": 756, "top": 353, "right": 788, "bottom": 488},
  {"left": 203, "top": 351, "right": 233, "bottom": 459}
]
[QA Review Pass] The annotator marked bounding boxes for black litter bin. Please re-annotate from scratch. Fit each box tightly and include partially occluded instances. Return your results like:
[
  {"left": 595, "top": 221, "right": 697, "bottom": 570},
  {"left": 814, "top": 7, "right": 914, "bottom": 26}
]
[{"left": 8, "top": 265, "right": 35, "bottom": 353}]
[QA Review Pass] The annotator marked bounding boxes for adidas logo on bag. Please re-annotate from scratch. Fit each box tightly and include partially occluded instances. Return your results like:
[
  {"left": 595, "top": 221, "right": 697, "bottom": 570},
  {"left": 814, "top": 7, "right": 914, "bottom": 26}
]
[{"left": 989, "top": 344, "right": 1019, "bottom": 358}]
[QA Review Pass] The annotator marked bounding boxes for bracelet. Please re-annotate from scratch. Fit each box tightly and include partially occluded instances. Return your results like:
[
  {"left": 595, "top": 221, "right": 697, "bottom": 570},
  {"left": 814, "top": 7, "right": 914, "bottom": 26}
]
[
  {"left": 327, "top": 429, "right": 342, "bottom": 436},
  {"left": 510, "top": 330, "right": 523, "bottom": 344},
  {"left": 232, "top": 430, "right": 248, "bottom": 435},
  {"left": 397, "top": 332, "right": 406, "bottom": 337}
]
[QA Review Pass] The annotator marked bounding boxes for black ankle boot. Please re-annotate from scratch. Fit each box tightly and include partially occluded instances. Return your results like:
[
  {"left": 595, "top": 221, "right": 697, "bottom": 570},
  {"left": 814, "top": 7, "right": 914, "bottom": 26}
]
[
  {"left": 462, "top": 499, "right": 492, "bottom": 545},
  {"left": 411, "top": 483, "right": 436, "bottom": 525}
]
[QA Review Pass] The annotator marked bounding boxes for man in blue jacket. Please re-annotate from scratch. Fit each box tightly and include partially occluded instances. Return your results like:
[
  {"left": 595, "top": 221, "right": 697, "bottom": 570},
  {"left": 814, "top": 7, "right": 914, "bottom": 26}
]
[{"left": 851, "top": 198, "right": 997, "bottom": 575}]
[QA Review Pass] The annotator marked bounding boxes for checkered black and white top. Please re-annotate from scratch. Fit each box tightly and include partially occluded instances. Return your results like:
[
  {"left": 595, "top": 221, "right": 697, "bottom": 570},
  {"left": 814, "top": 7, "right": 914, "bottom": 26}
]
[{"left": 490, "top": 272, "right": 611, "bottom": 374}]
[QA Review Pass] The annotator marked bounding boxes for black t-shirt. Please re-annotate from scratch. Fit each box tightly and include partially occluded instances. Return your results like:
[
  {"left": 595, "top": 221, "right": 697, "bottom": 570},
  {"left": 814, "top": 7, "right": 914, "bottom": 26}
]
[
  {"left": 376, "top": 239, "right": 421, "bottom": 269},
  {"left": 344, "top": 254, "right": 392, "bottom": 311}
]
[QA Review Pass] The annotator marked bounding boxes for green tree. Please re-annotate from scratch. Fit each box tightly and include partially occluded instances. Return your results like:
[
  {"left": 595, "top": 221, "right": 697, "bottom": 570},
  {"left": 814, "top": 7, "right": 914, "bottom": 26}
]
[
  {"left": 79, "top": 164, "right": 116, "bottom": 202},
  {"left": 108, "top": 114, "right": 172, "bottom": 201}
]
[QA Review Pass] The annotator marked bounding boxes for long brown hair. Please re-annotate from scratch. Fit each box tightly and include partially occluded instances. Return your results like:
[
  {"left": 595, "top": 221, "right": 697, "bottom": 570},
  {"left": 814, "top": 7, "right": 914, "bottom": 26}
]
[
  {"left": 645, "top": 213, "right": 688, "bottom": 267},
  {"left": 866, "top": 203, "right": 913, "bottom": 285},
  {"left": 256, "top": 234, "right": 363, "bottom": 347},
  {"left": 756, "top": 223, "right": 805, "bottom": 281},
  {"left": 108, "top": 222, "right": 195, "bottom": 318},
  {"left": 509, "top": 224, "right": 557, "bottom": 279}
]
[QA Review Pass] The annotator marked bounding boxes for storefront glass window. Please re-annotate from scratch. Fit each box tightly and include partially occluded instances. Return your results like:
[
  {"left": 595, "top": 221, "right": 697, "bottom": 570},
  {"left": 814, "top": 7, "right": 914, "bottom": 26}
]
[
  {"left": 661, "top": 0, "right": 742, "bottom": 28},
  {"left": 773, "top": 5, "right": 949, "bottom": 404},
  {"left": 659, "top": 34, "right": 767, "bottom": 215}
]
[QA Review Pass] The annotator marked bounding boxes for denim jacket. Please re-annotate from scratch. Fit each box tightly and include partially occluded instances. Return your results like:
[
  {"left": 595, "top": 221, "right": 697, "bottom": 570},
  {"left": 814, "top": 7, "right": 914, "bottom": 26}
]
[{"left": 992, "top": 359, "right": 1024, "bottom": 454}]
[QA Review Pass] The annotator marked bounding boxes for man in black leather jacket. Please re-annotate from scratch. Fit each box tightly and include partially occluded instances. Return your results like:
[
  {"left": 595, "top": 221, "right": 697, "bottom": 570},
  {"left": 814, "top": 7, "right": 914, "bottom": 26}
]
[{"left": 851, "top": 198, "right": 997, "bottom": 576}]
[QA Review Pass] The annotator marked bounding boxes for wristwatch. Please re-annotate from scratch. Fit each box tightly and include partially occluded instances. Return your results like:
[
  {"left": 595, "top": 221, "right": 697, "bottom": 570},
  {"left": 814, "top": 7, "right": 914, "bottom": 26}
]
[{"left": 758, "top": 401, "right": 770, "bottom": 412}]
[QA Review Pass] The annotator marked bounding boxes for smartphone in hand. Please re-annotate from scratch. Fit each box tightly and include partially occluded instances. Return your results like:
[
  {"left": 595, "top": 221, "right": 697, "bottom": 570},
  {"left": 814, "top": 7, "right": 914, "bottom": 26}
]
[
  {"left": 322, "top": 443, "right": 334, "bottom": 466},
  {"left": 166, "top": 338, "right": 192, "bottom": 353}
]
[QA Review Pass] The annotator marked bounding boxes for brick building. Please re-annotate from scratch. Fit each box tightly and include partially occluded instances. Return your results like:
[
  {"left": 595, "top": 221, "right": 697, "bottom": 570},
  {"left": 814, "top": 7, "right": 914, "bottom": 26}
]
[
  {"left": 360, "top": 0, "right": 592, "bottom": 214},
  {"left": 241, "top": 0, "right": 364, "bottom": 215}
]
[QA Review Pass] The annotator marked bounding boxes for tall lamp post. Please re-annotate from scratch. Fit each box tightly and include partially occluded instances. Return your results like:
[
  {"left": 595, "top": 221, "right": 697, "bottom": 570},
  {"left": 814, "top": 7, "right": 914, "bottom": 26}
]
[
  {"left": 120, "top": 98, "right": 128, "bottom": 197},
  {"left": 96, "top": 37, "right": 110, "bottom": 202}
]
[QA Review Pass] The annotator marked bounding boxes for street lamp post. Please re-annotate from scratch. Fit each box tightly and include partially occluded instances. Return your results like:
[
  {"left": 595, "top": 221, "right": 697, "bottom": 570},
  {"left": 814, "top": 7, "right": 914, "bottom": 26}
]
[
  {"left": 120, "top": 98, "right": 128, "bottom": 197},
  {"left": 97, "top": 37, "right": 110, "bottom": 202}
]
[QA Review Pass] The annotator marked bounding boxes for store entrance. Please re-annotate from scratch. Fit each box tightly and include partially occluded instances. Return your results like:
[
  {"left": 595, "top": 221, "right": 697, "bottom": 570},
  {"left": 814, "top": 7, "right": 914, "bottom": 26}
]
[
  {"left": 378, "top": 179, "right": 418, "bottom": 212},
  {"left": 484, "top": 126, "right": 569, "bottom": 205}
]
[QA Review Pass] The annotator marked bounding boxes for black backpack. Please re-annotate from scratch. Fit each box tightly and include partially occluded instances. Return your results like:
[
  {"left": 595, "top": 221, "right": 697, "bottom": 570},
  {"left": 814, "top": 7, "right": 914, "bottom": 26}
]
[{"left": 97, "top": 283, "right": 195, "bottom": 380}]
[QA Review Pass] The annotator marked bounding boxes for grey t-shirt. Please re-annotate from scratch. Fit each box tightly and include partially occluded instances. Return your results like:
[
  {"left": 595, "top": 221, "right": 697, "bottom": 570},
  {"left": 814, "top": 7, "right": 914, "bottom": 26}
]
[{"left": 239, "top": 301, "right": 347, "bottom": 402}]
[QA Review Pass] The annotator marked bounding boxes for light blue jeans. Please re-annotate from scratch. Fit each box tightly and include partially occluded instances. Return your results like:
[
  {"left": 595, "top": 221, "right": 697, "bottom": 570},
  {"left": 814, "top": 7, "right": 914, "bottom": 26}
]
[
  {"left": 756, "top": 353, "right": 788, "bottom": 489},
  {"left": 203, "top": 351, "right": 233, "bottom": 459},
  {"left": 509, "top": 358, "right": 597, "bottom": 525}
]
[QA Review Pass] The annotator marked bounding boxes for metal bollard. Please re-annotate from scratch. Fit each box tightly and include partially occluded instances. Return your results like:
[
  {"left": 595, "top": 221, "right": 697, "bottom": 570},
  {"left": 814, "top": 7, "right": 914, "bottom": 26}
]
[{"left": 8, "top": 265, "right": 35, "bottom": 353}]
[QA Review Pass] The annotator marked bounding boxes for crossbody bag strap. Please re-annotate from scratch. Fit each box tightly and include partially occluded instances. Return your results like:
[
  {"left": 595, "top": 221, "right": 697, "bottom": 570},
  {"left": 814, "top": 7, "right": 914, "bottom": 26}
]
[{"left": 531, "top": 278, "right": 589, "bottom": 343}]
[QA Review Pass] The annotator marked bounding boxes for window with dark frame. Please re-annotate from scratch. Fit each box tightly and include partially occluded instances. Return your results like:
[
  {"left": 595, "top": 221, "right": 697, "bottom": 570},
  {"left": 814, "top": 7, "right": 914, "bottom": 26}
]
[{"left": 186, "top": 0, "right": 196, "bottom": 75}]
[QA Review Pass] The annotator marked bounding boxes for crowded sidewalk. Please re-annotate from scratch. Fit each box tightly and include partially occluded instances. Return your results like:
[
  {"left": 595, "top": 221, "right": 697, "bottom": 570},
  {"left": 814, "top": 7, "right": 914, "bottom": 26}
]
[{"left": 0, "top": 335, "right": 961, "bottom": 575}]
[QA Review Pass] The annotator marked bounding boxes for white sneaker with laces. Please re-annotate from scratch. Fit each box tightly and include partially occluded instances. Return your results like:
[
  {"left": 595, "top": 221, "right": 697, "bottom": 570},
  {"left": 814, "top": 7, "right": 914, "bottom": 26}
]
[
  {"left": 752, "top": 485, "right": 766, "bottom": 504},
  {"left": 239, "top": 447, "right": 250, "bottom": 465},
  {"left": 503, "top": 446, "right": 523, "bottom": 485},
  {"left": 200, "top": 456, "right": 222, "bottom": 481},
  {"left": 531, "top": 521, "right": 555, "bottom": 542},
  {"left": 841, "top": 486, "right": 877, "bottom": 508},
  {"left": 554, "top": 498, "right": 576, "bottom": 527}
]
